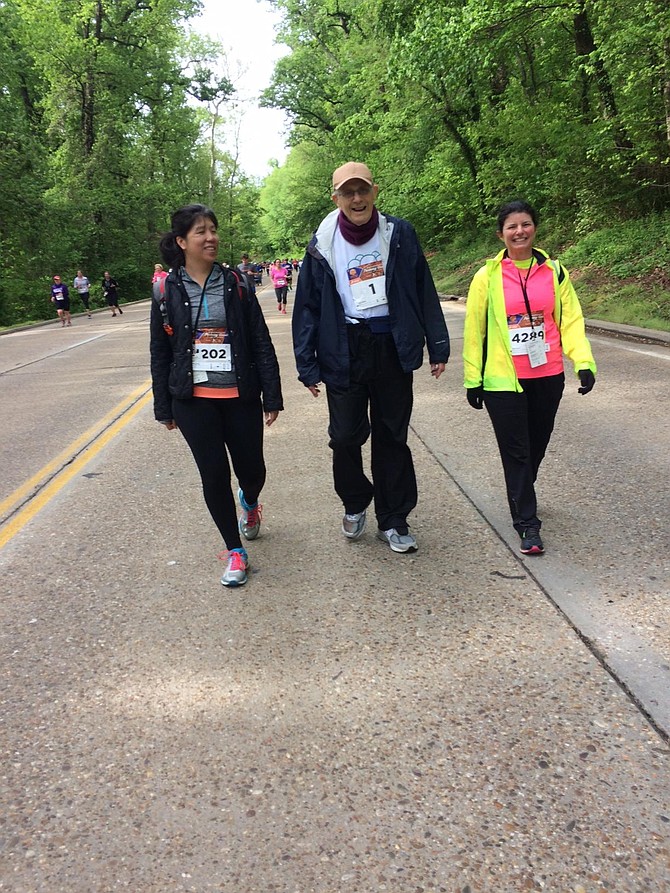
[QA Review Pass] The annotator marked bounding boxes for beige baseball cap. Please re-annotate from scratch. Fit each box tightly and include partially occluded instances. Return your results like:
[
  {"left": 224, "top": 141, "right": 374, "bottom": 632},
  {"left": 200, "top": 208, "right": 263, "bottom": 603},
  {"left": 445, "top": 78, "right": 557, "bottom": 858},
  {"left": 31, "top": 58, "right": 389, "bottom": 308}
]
[{"left": 332, "top": 162, "right": 374, "bottom": 191}]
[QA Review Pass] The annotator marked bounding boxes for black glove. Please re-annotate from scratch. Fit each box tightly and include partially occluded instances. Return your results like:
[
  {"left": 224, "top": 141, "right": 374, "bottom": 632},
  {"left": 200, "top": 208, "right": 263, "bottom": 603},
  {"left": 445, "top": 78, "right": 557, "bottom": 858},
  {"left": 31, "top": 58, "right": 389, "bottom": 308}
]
[
  {"left": 467, "top": 386, "right": 484, "bottom": 409},
  {"left": 578, "top": 369, "right": 595, "bottom": 395}
]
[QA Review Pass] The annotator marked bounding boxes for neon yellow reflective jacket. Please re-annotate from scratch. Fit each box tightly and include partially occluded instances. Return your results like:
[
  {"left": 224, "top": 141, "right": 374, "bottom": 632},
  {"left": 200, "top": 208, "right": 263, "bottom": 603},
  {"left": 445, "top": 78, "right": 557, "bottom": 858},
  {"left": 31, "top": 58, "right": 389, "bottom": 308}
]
[{"left": 463, "top": 248, "right": 596, "bottom": 392}]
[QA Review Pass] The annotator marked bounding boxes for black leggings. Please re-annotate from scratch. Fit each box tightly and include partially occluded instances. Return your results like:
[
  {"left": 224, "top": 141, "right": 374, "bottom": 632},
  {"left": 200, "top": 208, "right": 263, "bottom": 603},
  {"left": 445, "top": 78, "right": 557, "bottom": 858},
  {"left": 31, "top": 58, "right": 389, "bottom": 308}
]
[
  {"left": 172, "top": 396, "right": 266, "bottom": 550},
  {"left": 275, "top": 286, "right": 288, "bottom": 305},
  {"left": 483, "top": 373, "right": 564, "bottom": 532}
]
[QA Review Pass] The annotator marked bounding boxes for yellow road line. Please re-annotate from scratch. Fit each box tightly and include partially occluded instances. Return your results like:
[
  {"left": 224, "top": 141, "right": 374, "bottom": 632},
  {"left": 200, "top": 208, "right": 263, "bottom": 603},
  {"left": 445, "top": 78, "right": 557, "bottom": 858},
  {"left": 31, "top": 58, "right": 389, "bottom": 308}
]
[
  {"left": 0, "top": 381, "right": 151, "bottom": 521},
  {"left": 0, "top": 387, "right": 152, "bottom": 551}
]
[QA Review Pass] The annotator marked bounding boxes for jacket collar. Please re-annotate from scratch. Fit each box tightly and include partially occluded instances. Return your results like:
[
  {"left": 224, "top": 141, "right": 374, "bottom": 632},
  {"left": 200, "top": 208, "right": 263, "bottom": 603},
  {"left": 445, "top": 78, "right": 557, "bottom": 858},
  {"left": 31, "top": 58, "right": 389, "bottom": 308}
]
[
  {"left": 310, "top": 208, "right": 395, "bottom": 269},
  {"left": 497, "top": 247, "right": 550, "bottom": 266}
]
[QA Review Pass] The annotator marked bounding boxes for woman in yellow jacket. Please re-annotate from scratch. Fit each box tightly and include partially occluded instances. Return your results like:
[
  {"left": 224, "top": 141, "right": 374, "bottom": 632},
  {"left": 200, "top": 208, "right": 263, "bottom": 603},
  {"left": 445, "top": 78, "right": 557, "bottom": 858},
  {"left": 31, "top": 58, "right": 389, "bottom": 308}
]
[{"left": 463, "top": 200, "right": 596, "bottom": 555}]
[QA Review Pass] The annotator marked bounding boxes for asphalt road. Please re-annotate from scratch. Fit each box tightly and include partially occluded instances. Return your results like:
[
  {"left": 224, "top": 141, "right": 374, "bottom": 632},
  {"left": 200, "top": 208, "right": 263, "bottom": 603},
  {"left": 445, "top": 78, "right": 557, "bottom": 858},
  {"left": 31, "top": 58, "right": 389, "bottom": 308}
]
[
  {"left": 419, "top": 305, "right": 670, "bottom": 737},
  {"left": 0, "top": 305, "right": 152, "bottom": 505},
  {"left": 1, "top": 285, "right": 669, "bottom": 891},
  {"left": 3, "top": 292, "right": 668, "bottom": 735}
]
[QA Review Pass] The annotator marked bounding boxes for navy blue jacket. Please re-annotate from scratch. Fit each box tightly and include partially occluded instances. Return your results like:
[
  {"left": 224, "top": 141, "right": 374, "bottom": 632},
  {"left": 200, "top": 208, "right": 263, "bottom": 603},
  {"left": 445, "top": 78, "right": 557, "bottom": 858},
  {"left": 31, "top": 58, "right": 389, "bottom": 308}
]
[{"left": 292, "top": 212, "right": 450, "bottom": 389}]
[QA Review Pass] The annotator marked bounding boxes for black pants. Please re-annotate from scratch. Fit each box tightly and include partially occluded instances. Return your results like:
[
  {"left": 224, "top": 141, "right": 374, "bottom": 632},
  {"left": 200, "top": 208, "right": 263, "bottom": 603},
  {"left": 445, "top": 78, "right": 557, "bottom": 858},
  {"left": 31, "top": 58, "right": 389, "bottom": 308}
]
[
  {"left": 172, "top": 397, "right": 266, "bottom": 550},
  {"left": 275, "top": 286, "right": 287, "bottom": 305},
  {"left": 326, "top": 325, "right": 416, "bottom": 531},
  {"left": 483, "top": 373, "right": 564, "bottom": 532}
]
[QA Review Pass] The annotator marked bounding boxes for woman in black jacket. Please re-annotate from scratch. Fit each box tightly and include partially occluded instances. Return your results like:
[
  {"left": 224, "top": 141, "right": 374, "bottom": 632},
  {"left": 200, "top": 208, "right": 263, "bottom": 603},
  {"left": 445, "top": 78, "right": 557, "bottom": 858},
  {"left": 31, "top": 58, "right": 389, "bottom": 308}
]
[
  {"left": 150, "top": 204, "right": 283, "bottom": 587},
  {"left": 102, "top": 271, "right": 122, "bottom": 316}
]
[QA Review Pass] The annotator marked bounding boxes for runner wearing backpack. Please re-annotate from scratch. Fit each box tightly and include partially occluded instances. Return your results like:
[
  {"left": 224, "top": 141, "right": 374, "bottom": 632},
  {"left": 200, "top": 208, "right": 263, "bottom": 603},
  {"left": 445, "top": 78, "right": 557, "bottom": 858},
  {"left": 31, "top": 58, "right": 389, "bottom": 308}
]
[{"left": 150, "top": 204, "right": 283, "bottom": 587}]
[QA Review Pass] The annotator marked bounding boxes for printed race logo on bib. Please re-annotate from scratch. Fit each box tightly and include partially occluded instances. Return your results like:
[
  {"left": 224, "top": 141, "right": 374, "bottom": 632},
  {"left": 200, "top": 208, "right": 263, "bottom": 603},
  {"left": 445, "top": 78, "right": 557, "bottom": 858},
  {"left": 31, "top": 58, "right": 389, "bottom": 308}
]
[{"left": 347, "top": 252, "right": 388, "bottom": 311}]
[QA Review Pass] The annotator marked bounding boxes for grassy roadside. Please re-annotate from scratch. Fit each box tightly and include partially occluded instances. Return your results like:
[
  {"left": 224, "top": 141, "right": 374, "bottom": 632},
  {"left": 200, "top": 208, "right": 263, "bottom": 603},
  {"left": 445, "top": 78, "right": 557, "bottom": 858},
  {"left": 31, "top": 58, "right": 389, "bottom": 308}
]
[{"left": 428, "top": 212, "right": 670, "bottom": 333}]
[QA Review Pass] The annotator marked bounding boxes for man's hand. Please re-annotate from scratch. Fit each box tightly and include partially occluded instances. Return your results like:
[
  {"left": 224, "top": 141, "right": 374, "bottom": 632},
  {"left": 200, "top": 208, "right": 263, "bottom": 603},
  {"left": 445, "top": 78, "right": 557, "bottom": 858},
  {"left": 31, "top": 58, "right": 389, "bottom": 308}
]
[
  {"left": 160, "top": 419, "right": 178, "bottom": 430},
  {"left": 430, "top": 363, "right": 445, "bottom": 380},
  {"left": 265, "top": 411, "right": 279, "bottom": 426},
  {"left": 308, "top": 384, "right": 321, "bottom": 398}
]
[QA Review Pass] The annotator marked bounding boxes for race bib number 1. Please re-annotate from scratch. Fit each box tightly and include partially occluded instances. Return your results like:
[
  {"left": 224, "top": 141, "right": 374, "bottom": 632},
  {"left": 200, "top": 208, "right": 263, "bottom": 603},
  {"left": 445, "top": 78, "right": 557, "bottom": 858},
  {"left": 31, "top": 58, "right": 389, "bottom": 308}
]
[{"left": 348, "top": 258, "right": 387, "bottom": 311}]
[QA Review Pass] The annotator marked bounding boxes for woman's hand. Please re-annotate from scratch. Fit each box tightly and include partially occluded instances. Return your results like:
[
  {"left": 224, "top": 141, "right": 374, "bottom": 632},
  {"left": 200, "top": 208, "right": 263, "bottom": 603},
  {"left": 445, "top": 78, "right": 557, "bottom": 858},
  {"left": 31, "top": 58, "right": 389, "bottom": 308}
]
[
  {"left": 578, "top": 370, "right": 595, "bottom": 395},
  {"left": 265, "top": 411, "right": 279, "bottom": 426},
  {"left": 467, "top": 387, "right": 484, "bottom": 409}
]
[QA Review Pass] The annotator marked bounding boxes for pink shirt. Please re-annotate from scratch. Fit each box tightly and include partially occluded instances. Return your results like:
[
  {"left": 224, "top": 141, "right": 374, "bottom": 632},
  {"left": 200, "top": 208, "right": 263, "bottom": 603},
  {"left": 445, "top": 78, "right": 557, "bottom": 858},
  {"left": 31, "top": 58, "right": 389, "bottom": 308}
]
[
  {"left": 501, "top": 257, "right": 564, "bottom": 379},
  {"left": 270, "top": 266, "right": 287, "bottom": 287}
]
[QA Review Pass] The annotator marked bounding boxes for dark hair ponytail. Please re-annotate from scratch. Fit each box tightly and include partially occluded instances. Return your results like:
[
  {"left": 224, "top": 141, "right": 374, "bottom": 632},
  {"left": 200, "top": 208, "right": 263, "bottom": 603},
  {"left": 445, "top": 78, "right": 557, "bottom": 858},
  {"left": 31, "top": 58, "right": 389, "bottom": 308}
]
[
  {"left": 496, "top": 200, "right": 538, "bottom": 232},
  {"left": 159, "top": 203, "right": 219, "bottom": 269},
  {"left": 159, "top": 232, "right": 183, "bottom": 269}
]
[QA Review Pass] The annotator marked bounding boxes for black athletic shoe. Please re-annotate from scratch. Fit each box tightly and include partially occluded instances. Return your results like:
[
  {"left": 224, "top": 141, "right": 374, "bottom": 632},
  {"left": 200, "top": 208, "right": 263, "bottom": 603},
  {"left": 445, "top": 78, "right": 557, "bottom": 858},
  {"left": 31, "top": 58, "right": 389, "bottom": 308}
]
[{"left": 520, "top": 527, "right": 544, "bottom": 555}]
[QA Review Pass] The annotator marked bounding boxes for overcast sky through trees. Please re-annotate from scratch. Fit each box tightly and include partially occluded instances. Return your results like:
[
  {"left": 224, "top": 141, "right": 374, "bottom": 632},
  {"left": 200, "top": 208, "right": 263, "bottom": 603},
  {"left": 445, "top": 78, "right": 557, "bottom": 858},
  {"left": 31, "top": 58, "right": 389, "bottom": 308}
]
[{"left": 195, "top": 0, "right": 289, "bottom": 178}]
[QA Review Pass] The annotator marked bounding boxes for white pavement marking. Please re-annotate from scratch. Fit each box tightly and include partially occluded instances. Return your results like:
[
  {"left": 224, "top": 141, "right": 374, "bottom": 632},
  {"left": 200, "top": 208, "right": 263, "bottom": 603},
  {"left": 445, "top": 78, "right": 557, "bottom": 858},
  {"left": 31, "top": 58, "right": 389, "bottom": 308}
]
[{"left": 589, "top": 335, "right": 670, "bottom": 360}]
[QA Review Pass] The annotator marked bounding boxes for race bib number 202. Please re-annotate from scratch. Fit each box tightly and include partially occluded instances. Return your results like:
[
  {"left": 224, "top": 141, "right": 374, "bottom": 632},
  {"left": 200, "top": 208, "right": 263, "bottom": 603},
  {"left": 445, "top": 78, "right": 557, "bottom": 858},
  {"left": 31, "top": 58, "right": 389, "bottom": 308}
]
[{"left": 192, "top": 328, "right": 232, "bottom": 382}]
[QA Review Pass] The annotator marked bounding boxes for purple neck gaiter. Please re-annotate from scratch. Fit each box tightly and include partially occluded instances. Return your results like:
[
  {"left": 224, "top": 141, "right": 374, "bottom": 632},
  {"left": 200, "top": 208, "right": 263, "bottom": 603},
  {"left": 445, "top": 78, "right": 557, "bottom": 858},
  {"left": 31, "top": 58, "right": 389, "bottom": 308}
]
[{"left": 337, "top": 207, "right": 379, "bottom": 246}]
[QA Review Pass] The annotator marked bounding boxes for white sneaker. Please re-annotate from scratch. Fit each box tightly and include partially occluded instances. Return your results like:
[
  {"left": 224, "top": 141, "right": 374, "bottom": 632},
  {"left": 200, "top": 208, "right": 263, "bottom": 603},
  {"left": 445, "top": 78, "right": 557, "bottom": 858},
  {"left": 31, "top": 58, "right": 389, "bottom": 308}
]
[{"left": 377, "top": 528, "right": 418, "bottom": 553}]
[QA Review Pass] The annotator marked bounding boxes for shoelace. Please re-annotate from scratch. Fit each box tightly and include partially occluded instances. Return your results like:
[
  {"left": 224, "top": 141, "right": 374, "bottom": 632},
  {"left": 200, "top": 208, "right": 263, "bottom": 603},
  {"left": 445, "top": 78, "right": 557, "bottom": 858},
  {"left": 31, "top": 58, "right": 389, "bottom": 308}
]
[
  {"left": 245, "top": 503, "right": 263, "bottom": 527},
  {"left": 229, "top": 551, "right": 247, "bottom": 571},
  {"left": 218, "top": 550, "right": 247, "bottom": 569}
]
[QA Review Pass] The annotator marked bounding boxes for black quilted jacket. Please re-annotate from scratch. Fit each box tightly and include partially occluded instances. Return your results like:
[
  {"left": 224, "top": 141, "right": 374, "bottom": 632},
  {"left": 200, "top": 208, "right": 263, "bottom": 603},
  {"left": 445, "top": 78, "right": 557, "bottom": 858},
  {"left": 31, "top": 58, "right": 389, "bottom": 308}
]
[{"left": 150, "top": 264, "right": 283, "bottom": 421}]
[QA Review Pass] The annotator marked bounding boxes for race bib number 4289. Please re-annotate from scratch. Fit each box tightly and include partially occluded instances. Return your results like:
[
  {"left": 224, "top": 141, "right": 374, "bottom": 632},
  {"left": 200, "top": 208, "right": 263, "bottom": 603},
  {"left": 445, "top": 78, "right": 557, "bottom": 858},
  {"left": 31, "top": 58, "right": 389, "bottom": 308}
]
[{"left": 507, "top": 312, "right": 548, "bottom": 356}]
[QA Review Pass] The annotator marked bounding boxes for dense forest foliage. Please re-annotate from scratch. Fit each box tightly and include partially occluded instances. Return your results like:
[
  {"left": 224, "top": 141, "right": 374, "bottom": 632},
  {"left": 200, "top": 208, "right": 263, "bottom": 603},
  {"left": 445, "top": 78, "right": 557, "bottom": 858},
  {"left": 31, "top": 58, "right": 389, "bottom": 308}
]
[
  {"left": 2, "top": 0, "right": 669, "bottom": 327},
  {"left": 257, "top": 0, "right": 670, "bottom": 328},
  {"left": 0, "top": 0, "right": 260, "bottom": 325},
  {"left": 260, "top": 0, "right": 670, "bottom": 238}
]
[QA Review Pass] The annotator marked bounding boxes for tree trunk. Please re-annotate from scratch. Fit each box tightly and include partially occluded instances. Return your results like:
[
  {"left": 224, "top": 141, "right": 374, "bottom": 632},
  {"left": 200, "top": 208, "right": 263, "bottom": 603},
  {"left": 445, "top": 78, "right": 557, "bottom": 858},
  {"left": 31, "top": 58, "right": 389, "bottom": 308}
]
[
  {"left": 79, "top": 1, "right": 103, "bottom": 156},
  {"left": 208, "top": 109, "right": 220, "bottom": 204},
  {"left": 437, "top": 107, "right": 486, "bottom": 213},
  {"left": 573, "top": 3, "right": 632, "bottom": 149}
]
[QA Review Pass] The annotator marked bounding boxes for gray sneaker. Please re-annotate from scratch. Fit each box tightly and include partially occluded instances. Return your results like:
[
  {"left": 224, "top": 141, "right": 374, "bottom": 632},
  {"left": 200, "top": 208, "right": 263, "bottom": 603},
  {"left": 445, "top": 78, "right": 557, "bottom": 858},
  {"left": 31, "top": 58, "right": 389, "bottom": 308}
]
[
  {"left": 342, "top": 509, "right": 367, "bottom": 540},
  {"left": 220, "top": 548, "right": 249, "bottom": 587},
  {"left": 238, "top": 488, "right": 262, "bottom": 540},
  {"left": 377, "top": 528, "right": 418, "bottom": 553}
]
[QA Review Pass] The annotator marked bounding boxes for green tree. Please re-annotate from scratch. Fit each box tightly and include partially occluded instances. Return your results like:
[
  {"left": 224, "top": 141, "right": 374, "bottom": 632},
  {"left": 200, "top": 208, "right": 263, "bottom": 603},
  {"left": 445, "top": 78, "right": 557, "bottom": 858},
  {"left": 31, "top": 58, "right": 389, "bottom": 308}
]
[
  {"left": 259, "top": 142, "right": 334, "bottom": 253},
  {"left": 263, "top": 0, "right": 670, "bottom": 245},
  {"left": 0, "top": 0, "right": 265, "bottom": 325}
]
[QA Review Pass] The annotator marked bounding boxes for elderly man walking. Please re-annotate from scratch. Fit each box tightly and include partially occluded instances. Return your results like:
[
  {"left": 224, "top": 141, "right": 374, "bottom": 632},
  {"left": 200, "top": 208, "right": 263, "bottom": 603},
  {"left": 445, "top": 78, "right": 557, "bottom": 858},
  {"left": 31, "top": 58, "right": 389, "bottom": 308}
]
[{"left": 292, "top": 161, "right": 450, "bottom": 553}]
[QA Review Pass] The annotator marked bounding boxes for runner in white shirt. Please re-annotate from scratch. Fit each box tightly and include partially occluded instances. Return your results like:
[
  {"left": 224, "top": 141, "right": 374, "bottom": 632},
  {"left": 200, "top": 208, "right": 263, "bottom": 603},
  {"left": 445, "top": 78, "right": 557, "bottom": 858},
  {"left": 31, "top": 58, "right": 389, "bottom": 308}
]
[
  {"left": 73, "top": 270, "right": 92, "bottom": 317},
  {"left": 293, "top": 161, "right": 451, "bottom": 554}
]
